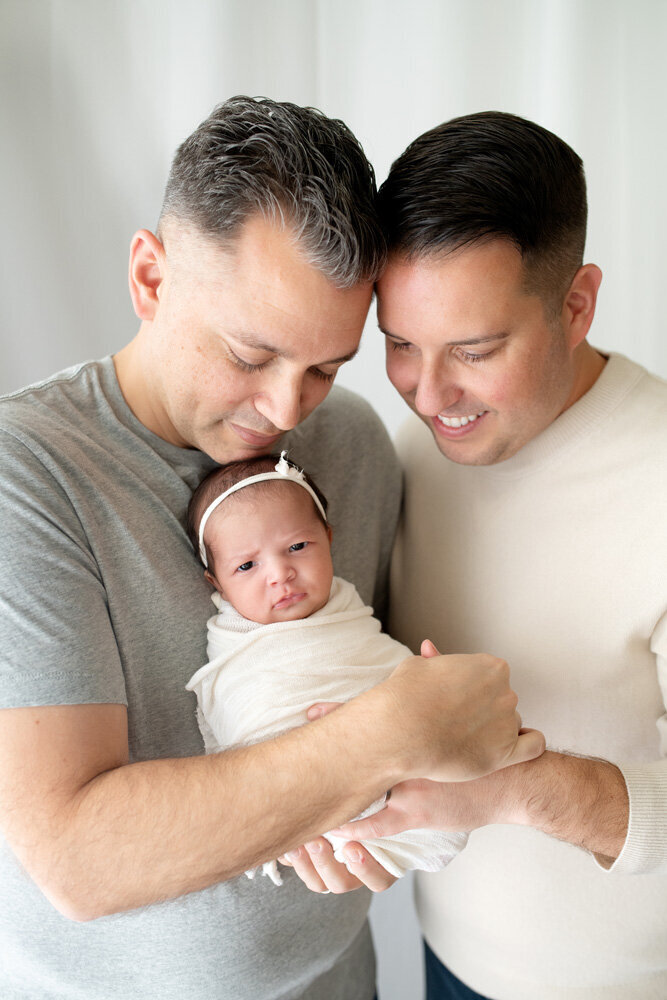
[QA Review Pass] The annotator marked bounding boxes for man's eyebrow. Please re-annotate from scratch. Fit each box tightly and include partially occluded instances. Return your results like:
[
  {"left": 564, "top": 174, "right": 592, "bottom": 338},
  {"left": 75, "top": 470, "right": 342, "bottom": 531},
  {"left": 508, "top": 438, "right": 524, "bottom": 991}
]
[
  {"left": 379, "top": 326, "right": 509, "bottom": 348},
  {"left": 229, "top": 330, "right": 359, "bottom": 365}
]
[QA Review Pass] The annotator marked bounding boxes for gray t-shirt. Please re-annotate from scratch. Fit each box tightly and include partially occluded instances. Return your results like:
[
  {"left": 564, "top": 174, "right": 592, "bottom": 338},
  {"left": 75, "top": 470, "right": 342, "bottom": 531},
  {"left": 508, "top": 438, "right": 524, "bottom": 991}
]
[{"left": 0, "top": 357, "right": 402, "bottom": 1000}]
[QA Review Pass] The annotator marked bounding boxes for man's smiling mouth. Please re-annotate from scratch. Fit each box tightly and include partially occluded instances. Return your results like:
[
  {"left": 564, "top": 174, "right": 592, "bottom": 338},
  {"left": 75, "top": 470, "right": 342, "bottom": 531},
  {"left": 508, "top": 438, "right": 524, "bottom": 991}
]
[{"left": 435, "top": 410, "right": 486, "bottom": 429}]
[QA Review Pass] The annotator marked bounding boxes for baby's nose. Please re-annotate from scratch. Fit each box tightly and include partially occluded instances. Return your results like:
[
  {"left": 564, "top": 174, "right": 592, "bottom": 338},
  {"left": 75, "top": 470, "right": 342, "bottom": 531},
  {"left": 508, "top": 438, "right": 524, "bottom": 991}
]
[{"left": 268, "top": 559, "right": 296, "bottom": 585}]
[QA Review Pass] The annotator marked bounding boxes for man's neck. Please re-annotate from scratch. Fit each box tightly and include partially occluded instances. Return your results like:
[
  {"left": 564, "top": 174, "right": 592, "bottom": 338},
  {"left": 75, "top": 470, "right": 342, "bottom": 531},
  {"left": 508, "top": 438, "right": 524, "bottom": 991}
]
[
  {"left": 112, "top": 335, "right": 177, "bottom": 444},
  {"left": 564, "top": 342, "right": 607, "bottom": 414}
]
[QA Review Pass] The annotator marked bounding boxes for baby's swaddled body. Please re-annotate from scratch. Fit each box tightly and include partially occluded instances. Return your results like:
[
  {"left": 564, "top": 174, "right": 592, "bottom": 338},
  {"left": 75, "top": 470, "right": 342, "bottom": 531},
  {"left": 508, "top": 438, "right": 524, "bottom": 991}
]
[{"left": 186, "top": 576, "right": 468, "bottom": 884}]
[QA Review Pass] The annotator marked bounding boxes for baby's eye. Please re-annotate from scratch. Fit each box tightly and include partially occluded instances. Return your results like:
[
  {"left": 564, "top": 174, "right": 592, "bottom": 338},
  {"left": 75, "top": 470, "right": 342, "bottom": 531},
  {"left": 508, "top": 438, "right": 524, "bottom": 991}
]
[
  {"left": 289, "top": 542, "right": 308, "bottom": 552},
  {"left": 236, "top": 561, "right": 255, "bottom": 572}
]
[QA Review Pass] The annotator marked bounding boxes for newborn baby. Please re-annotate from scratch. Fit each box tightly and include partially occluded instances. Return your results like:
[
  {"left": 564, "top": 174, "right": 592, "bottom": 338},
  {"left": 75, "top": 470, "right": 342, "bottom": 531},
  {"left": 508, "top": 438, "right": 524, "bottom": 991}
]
[{"left": 185, "top": 452, "right": 467, "bottom": 884}]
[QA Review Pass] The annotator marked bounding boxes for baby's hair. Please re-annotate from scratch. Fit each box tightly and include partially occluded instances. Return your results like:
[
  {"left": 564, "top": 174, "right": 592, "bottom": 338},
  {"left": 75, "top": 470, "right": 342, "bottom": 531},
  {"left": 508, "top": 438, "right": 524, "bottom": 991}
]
[{"left": 186, "top": 454, "right": 330, "bottom": 570}]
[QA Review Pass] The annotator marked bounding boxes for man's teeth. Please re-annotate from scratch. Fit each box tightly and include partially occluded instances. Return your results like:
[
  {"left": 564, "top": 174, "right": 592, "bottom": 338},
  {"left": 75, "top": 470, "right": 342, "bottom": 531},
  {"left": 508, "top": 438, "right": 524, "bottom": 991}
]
[{"left": 437, "top": 412, "right": 484, "bottom": 429}]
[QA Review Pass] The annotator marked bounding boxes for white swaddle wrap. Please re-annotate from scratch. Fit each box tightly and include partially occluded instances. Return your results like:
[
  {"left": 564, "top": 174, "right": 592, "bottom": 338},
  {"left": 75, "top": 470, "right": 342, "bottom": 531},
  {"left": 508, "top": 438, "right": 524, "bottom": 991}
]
[{"left": 186, "top": 576, "right": 467, "bottom": 883}]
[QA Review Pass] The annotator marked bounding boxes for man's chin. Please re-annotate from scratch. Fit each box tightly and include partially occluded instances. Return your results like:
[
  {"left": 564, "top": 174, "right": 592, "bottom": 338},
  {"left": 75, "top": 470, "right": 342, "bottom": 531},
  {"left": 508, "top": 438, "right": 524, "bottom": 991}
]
[
  {"left": 200, "top": 425, "right": 286, "bottom": 464},
  {"left": 228, "top": 422, "right": 285, "bottom": 450},
  {"left": 421, "top": 414, "right": 511, "bottom": 467}
]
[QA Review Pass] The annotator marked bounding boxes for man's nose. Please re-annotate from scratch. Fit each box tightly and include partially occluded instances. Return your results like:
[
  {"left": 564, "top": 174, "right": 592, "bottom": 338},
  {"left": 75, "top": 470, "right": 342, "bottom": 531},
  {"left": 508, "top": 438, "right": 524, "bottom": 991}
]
[
  {"left": 414, "top": 361, "right": 463, "bottom": 417},
  {"left": 254, "top": 372, "right": 303, "bottom": 432}
]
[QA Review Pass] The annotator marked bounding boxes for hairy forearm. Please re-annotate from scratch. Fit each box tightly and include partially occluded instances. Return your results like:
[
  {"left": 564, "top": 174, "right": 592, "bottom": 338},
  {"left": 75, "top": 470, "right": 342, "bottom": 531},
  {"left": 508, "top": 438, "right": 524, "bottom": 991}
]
[
  {"left": 506, "top": 750, "right": 629, "bottom": 862},
  {"left": 3, "top": 649, "right": 544, "bottom": 918},
  {"left": 29, "top": 697, "right": 404, "bottom": 920}
]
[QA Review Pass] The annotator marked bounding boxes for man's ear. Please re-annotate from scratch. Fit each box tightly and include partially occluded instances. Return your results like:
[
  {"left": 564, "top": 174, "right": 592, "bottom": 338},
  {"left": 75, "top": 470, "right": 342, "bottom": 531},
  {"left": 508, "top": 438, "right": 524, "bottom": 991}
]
[
  {"left": 561, "top": 263, "right": 603, "bottom": 352},
  {"left": 128, "top": 229, "right": 166, "bottom": 321}
]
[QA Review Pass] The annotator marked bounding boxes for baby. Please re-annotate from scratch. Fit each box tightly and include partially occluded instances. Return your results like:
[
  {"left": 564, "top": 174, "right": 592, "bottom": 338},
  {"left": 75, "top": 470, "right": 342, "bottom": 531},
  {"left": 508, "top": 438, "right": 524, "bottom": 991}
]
[{"left": 185, "top": 452, "right": 467, "bottom": 884}]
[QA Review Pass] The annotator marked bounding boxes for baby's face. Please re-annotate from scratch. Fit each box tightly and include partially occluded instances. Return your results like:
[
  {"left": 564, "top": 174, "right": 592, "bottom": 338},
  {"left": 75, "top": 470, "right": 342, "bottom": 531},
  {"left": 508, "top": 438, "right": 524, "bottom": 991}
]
[{"left": 204, "top": 484, "right": 334, "bottom": 624}]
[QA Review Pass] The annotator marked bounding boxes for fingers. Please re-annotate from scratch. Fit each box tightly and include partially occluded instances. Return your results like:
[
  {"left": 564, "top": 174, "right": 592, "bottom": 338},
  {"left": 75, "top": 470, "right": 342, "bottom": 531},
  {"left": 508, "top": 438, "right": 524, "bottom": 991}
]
[
  {"left": 420, "top": 638, "right": 440, "bottom": 658},
  {"left": 337, "top": 843, "right": 397, "bottom": 892},
  {"left": 330, "top": 816, "right": 386, "bottom": 841},
  {"left": 505, "top": 727, "right": 546, "bottom": 766},
  {"left": 278, "top": 842, "right": 333, "bottom": 893},
  {"left": 303, "top": 838, "right": 364, "bottom": 893},
  {"left": 280, "top": 838, "right": 397, "bottom": 893},
  {"left": 330, "top": 805, "right": 400, "bottom": 842}
]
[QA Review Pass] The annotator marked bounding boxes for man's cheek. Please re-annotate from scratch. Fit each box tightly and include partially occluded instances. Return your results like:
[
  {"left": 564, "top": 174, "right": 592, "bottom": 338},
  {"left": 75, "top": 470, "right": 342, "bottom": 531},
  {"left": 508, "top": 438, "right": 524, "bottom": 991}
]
[{"left": 386, "top": 357, "right": 416, "bottom": 400}]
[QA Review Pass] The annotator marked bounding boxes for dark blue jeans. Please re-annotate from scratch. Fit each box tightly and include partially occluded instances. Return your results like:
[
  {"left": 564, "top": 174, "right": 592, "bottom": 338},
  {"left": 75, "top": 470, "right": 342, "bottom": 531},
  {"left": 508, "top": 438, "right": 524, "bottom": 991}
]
[{"left": 424, "top": 942, "right": 490, "bottom": 1000}]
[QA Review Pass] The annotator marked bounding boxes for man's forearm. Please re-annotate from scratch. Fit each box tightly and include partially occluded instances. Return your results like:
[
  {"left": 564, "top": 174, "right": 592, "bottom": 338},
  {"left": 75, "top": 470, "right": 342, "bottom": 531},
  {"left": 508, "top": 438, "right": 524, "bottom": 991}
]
[
  {"left": 24, "top": 695, "right": 405, "bottom": 920},
  {"left": 2, "top": 650, "right": 544, "bottom": 919},
  {"left": 508, "top": 750, "right": 629, "bottom": 863}
]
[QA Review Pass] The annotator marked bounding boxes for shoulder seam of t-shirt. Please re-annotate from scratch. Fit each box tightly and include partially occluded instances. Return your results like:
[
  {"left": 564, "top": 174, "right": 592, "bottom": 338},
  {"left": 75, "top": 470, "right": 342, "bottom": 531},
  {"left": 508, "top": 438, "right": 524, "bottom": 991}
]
[
  {"left": 0, "top": 359, "right": 97, "bottom": 404},
  {"left": 4, "top": 667, "right": 115, "bottom": 687}
]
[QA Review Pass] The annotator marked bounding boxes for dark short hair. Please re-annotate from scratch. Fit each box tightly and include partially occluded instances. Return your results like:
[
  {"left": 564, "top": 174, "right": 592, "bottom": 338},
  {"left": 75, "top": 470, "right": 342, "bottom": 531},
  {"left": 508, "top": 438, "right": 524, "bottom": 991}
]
[
  {"left": 187, "top": 454, "right": 329, "bottom": 571},
  {"left": 160, "top": 95, "right": 385, "bottom": 287},
  {"left": 378, "top": 110, "right": 587, "bottom": 311}
]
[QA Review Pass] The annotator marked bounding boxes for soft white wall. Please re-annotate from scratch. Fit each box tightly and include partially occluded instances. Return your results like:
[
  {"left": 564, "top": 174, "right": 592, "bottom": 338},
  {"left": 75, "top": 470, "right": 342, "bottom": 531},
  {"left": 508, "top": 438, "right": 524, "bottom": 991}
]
[
  {"left": 3, "top": 0, "right": 667, "bottom": 429},
  {"left": 2, "top": 2, "right": 666, "bottom": 997}
]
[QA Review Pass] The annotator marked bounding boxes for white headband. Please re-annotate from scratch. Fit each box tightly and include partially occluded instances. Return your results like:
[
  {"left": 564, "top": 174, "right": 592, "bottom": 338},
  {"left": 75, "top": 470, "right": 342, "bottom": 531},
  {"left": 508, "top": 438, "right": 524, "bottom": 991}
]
[{"left": 197, "top": 452, "right": 327, "bottom": 567}]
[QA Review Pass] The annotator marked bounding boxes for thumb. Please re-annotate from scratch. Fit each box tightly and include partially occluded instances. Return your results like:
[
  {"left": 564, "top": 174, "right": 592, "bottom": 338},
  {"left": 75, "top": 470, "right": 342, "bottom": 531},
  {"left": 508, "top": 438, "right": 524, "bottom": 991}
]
[
  {"left": 421, "top": 638, "right": 441, "bottom": 658},
  {"left": 504, "top": 728, "right": 546, "bottom": 767},
  {"left": 306, "top": 701, "right": 343, "bottom": 721}
]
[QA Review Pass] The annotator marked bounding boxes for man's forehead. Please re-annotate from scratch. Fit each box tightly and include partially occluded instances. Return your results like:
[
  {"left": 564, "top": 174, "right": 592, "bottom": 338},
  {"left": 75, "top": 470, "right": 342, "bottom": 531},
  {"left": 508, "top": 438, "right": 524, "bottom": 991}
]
[
  {"left": 377, "top": 242, "right": 529, "bottom": 311},
  {"left": 375, "top": 242, "right": 548, "bottom": 348},
  {"left": 380, "top": 240, "right": 524, "bottom": 280}
]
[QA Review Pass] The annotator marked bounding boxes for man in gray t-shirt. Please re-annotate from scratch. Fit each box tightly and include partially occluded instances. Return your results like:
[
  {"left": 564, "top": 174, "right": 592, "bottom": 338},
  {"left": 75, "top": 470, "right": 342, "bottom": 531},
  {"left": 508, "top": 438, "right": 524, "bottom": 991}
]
[{"left": 0, "top": 97, "right": 543, "bottom": 1000}]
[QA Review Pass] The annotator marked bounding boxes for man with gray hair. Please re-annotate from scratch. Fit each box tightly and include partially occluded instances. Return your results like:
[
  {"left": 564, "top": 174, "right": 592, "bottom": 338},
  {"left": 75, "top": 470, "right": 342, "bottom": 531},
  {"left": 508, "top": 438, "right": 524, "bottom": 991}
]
[{"left": 0, "top": 97, "right": 541, "bottom": 999}]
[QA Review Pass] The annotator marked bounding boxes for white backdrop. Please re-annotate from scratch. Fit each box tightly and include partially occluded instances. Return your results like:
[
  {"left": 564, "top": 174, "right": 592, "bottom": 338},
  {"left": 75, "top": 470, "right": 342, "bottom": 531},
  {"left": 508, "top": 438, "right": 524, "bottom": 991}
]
[{"left": 2, "top": 2, "right": 666, "bottom": 997}]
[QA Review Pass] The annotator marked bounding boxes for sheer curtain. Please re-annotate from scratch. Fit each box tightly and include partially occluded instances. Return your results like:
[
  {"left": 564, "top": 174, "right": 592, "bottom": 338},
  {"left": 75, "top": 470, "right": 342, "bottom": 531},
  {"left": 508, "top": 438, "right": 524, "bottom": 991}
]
[{"left": 2, "top": 1, "right": 665, "bottom": 994}]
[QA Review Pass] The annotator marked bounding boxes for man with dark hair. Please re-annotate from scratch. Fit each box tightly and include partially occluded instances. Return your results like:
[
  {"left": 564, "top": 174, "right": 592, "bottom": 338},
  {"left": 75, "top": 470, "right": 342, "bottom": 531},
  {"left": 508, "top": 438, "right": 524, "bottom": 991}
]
[
  {"left": 293, "top": 112, "right": 667, "bottom": 999},
  {"left": 0, "top": 98, "right": 540, "bottom": 1000}
]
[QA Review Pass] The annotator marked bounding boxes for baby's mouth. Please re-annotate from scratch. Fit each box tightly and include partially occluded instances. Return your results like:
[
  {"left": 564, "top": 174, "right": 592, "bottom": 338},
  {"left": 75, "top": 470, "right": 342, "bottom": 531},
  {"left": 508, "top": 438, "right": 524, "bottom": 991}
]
[{"left": 273, "top": 592, "right": 306, "bottom": 610}]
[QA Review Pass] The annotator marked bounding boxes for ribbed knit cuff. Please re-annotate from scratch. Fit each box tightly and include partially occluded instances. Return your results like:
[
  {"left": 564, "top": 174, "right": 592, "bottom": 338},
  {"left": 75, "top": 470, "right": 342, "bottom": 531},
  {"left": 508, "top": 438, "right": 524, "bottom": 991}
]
[{"left": 600, "top": 761, "right": 667, "bottom": 874}]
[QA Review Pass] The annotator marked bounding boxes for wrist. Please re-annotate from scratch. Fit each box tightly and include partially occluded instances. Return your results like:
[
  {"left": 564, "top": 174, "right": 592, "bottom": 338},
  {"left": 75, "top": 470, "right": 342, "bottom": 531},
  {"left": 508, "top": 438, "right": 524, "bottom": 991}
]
[
  {"left": 507, "top": 751, "right": 629, "bottom": 858},
  {"left": 359, "top": 681, "right": 416, "bottom": 784},
  {"left": 480, "top": 757, "right": 540, "bottom": 826}
]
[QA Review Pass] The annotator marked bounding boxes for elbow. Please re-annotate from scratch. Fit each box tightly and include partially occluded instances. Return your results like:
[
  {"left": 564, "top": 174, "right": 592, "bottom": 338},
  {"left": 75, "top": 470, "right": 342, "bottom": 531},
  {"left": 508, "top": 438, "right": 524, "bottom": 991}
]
[
  {"left": 44, "top": 884, "right": 108, "bottom": 923},
  {"left": 36, "top": 871, "right": 120, "bottom": 923}
]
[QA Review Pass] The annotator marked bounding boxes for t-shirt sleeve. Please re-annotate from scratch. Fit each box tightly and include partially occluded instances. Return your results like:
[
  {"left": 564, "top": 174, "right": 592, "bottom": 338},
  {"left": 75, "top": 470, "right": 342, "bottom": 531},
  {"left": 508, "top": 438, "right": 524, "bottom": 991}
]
[
  {"left": 0, "top": 429, "right": 127, "bottom": 708},
  {"left": 605, "top": 609, "right": 667, "bottom": 874}
]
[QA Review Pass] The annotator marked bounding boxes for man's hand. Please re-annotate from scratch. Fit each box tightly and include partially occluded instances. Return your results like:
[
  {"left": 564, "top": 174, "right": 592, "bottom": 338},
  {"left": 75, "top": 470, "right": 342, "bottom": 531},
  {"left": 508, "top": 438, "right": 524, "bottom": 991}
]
[
  {"left": 331, "top": 754, "right": 629, "bottom": 865},
  {"left": 291, "top": 646, "right": 546, "bottom": 896},
  {"left": 347, "top": 639, "right": 545, "bottom": 783},
  {"left": 279, "top": 838, "right": 397, "bottom": 894},
  {"left": 331, "top": 774, "right": 514, "bottom": 842},
  {"left": 280, "top": 769, "right": 519, "bottom": 896}
]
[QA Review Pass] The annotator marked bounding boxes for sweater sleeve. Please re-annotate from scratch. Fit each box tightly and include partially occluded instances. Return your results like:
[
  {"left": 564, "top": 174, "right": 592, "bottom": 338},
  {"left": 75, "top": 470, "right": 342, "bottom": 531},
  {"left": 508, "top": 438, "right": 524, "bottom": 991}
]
[{"left": 606, "top": 609, "right": 667, "bottom": 874}]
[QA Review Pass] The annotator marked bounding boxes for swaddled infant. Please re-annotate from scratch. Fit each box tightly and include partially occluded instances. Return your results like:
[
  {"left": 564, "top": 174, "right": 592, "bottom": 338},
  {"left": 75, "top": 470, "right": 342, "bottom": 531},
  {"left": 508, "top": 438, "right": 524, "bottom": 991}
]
[{"left": 185, "top": 452, "right": 467, "bottom": 884}]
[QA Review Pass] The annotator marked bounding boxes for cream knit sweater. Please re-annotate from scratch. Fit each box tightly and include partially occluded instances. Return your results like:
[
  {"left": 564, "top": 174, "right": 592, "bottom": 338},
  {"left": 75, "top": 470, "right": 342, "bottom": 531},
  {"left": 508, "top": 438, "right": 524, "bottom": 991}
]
[{"left": 391, "top": 353, "right": 667, "bottom": 1000}]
